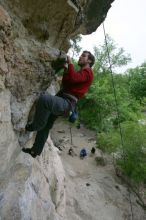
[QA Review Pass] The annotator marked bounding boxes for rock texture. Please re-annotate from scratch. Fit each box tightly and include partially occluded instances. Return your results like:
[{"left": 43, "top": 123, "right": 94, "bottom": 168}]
[
  {"left": 0, "top": 1, "right": 128, "bottom": 219},
  {"left": 0, "top": 136, "right": 67, "bottom": 220},
  {"left": 0, "top": 0, "right": 114, "bottom": 50}
]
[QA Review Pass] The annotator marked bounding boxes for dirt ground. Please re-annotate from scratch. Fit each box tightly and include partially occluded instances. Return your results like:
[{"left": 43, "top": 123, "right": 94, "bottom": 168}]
[{"left": 51, "top": 118, "right": 146, "bottom": 220}]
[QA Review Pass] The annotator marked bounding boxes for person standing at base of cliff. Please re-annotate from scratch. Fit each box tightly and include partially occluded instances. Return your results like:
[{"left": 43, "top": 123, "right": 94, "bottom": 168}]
[{"left": 22, "top": 51, "right": 95, "bottom": 158}]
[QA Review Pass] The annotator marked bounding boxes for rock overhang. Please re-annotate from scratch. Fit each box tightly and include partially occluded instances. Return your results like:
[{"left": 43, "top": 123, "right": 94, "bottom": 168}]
[{"left": 0, "top": 0, "right": 114, "bottom": 51}]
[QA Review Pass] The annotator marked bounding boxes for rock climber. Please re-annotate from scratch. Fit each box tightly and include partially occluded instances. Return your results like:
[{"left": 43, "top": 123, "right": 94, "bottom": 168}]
[{"left": 22, "top": 51, "right": 95, "bottom": 158}]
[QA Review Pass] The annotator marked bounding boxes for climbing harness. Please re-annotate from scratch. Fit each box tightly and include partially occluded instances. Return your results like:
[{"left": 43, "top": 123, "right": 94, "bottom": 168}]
[{"left": 102, "top": 22, "right": 134, "bottom": 220}]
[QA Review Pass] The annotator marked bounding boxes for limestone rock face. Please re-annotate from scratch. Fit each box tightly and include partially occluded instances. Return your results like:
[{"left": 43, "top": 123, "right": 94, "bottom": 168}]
[
  {"left": 0, "top": 1, "right": 114, "bottom": 219},
  {"left": 0, "top": 137, "right": 66, "bottom": 220},
  {"left": 0, "top": 0, "right": 114, "bottom": 50}
]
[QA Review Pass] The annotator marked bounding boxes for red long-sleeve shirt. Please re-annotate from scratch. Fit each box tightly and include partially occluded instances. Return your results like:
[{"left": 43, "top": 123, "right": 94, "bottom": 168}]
[{"left": 62, "top": 64, "right": 93, "bottom": 99}]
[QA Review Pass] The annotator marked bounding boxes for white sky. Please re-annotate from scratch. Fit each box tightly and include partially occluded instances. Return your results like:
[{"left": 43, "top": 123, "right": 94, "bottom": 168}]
[{"left": 79, "top": 0, "right": 146, "bottom": 72}]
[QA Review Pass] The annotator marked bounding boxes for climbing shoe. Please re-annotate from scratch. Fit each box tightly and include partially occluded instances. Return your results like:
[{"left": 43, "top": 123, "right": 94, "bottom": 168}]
[{"left": 22, "top": 148, "right": 37, "bottom": 158}]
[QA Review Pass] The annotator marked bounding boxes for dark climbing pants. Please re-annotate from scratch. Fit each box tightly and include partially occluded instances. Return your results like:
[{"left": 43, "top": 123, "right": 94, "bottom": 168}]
[{"left": 30, "top": 93, "right": 70, "bottom": 155}]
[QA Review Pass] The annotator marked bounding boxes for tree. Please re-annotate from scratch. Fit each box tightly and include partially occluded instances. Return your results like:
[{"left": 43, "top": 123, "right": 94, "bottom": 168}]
[
  {"left": 93, "top": 35, "right": 131, "bottom": 74},
  {"left": 128, "top": 62, "right": 146, "bottom": 103},
  {"left": 78, "top": 35, "right": 140, "bottom": 131}
]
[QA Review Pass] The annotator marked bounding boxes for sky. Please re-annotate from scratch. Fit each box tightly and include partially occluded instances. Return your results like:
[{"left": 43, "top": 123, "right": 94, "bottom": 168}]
[{"left": 79, "top": 0, "right": 146, "bottom": 72}]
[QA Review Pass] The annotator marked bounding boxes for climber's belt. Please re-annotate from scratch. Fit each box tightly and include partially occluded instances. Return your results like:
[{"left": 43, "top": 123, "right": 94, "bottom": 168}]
[{"left": 62, "top": 92, "right": 78, "bottom": 103}]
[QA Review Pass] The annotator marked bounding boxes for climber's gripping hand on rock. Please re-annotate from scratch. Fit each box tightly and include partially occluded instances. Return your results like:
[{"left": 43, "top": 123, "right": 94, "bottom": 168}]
[
  {"left": 66, "top": 55, "right": 72, "bottom": 64},
  {"left": 64, "top": 55, "right": 72, "bottom": 70}
]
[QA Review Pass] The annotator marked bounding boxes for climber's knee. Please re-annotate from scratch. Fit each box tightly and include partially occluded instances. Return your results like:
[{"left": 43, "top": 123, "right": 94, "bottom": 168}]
[
  {"left": 39, "top": 93, "right": 49, "bottom": 102},
  {"left": 38, "top": 93, "right": 53, "bottom": 107}
]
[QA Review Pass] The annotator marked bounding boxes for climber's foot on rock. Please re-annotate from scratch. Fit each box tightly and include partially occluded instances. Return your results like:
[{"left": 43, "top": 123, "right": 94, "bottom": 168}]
[{"left": 22, "top": 148, "right": 37, "bottom": 158}]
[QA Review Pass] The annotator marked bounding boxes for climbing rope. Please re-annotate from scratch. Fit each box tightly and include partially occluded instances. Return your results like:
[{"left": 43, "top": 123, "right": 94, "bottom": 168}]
[
  {"left": 69, "top": 126, "right": 73, "bottom": 145},
  {"left": 102, "top": 22, "right": 134, "bottom": 220},
  {"left": 102, "top": 23, "right": 125, "bottom": 154}
]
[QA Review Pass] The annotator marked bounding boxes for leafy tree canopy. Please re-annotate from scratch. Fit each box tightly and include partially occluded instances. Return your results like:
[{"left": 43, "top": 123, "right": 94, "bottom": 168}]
[
  {"left": 127, "top": 62, "right": 146, "bottom": 102},
  {"left": 93, "top": 35, "right": 131, "bottom": 74}
]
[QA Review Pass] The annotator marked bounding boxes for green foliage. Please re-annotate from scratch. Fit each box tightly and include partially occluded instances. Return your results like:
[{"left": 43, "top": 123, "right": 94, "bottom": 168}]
[
  {"left": 128, "top": 62, "right": 146, "bottom": 103},
  {"left": 98, "top": 129, "right": 120, "bottom": 153},
  {"left": 78, "top": 35, "right": 135, "bottom": 131},
  {"left": 93, "top": 35, "right": 131, "bottom": 73},
  {"left": 79, "top": 73, "right": 114, "bottom": 131},
  {"left": 78, "top": 72, "right": 141, "bottom": 131},
  {"left": 98, "top": 122, "right": 146, "bottom": 184}
]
